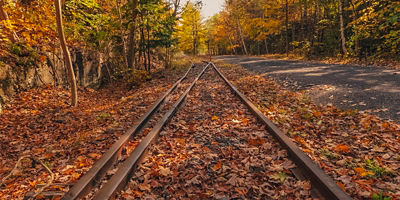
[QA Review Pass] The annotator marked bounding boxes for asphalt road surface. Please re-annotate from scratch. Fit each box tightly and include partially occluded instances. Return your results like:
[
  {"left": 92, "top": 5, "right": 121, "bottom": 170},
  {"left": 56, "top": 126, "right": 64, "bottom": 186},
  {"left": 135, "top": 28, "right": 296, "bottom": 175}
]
[{"left": 215, "top": 55, "right": 400, "bottom": 123}]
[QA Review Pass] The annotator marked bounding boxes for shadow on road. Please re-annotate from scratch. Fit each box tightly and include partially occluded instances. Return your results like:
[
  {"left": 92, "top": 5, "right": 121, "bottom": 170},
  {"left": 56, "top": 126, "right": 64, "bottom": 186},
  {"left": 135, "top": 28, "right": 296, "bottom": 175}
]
[{"left": 216, "top": 55, "right": 400, "bottom": 122}]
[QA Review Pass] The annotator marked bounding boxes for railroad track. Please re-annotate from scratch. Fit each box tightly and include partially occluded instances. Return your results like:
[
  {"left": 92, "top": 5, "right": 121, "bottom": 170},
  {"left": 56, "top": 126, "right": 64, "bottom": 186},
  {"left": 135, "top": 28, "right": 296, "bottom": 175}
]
[{"left": 51, "top": 62, "right": 351, "bottom": 199}]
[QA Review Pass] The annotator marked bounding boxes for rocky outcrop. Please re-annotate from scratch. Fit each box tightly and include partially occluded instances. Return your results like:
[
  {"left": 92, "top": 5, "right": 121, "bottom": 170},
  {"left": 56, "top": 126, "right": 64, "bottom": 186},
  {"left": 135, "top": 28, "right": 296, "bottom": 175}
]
[{"left": 0, "top": 48, "right": 104, "bottom": 107}]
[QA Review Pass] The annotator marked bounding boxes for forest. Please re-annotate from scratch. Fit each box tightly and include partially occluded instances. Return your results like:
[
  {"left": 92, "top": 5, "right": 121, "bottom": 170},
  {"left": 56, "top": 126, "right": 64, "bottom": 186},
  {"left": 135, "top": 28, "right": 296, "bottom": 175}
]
[
  {"left": 0, "top": 0, "right": 193, "bottom": 106},
  {"left": 1, "top": 0, "right": 399, "bottom": 96},
  {"left": 205, "top": 0, "right": 400, "bottom": 61}
]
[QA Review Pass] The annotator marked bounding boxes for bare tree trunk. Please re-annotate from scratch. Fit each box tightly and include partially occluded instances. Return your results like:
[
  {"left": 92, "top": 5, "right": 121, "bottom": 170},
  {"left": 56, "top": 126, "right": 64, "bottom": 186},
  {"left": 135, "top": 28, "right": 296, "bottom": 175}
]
[
  {"left": 0, "top": 0, "right": 19, "bottom": 43},
  {"left": 285, "top": 0, "right": 289, "bottom": 56},
  {"left": 338, "top": 0, "right": 347, "bottom": 55},
  {"left": 192, "top": 13, "right": 197, "bottom": 55},
  {"left": 98, "top": 51, "right": 103, "bottom": 81},
  {"left": 291, "top": 0, "right": 295, "bottom": 43},
  {"left": 236, "top": 19, "right": 248, "bottom": 55},
  {"left": 127, "top": 0, "right": 139, "bottom": 69},
  {"left": 55, "top": 0, "right": 78, "bottom": 106},
  {"left": 127, "top": 22, "right": 137, "bottom": 68},
  {"left": 165, "top": 47, "right": 169, "bottom": 68},
  {"left": 228, "top": 35, "right": 237, "bottom": 55},
  {"left": 140, "top": 25, "right": 147, "bottom": 71},
  {"left": 300, "top": 3, "right": 304, "bottom": 41},
  {"left": 146, "top": 25, "right": 151, "bottom": 73},
  {"left": 116, "top": 0, "right": 128, "bottom": 67}
]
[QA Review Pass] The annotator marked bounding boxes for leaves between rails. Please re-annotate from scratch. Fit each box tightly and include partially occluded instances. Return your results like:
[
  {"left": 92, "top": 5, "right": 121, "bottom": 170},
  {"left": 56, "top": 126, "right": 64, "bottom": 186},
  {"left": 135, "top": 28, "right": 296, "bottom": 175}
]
[
  {"left": 217, "top": 62, "right": 400, "bottom": 199},
  {"left": 118, "top": 67, "right": 313, "bottom": 199},
  {"left": 86, "top": 64, "right": 207, "bottom": 199}
]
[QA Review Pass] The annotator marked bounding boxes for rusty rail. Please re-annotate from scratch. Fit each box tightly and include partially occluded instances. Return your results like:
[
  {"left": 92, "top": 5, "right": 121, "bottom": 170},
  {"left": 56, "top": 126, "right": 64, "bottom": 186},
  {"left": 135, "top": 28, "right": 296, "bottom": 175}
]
[
  {"left": 62, "top": 64, "right": 195, "bottom": 200},
  {"left": 63, "top": 62, "right": 352, "bottom": 200},
  {"left": 210, "top": 62, "right": 352, "bottom": 200},
  {"left": 92, "top": 64, "right": 209, "bottom": 199}
]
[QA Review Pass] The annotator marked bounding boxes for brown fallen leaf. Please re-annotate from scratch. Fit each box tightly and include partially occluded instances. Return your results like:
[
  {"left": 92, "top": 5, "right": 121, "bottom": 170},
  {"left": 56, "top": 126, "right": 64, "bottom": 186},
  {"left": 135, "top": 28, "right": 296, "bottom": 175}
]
[
  {"left": 226, "top": 174, "right": 238, "bottom": 185},
  {"left": 138, "top": 183, "right": 151, "bottom": 192},
  {"left": 212, "top": 160, "right": 222, "bottom": 171},
  {"left": 159, "top": 166, "right": 171, "bottom": 176},
  {"left": 248, "top": 137, "right": 265, "bottom": 146}
]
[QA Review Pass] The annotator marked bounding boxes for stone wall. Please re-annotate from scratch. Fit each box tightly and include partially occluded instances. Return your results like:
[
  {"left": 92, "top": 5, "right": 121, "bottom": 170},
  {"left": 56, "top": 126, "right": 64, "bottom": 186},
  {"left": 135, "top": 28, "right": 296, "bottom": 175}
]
[{"left": 0, "top": 48, "right": 104, "bottom": 108}]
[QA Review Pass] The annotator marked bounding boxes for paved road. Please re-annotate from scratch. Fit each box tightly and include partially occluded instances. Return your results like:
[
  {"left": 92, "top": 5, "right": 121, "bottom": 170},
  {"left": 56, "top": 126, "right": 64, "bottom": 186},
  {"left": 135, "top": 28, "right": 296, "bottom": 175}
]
[{"left": 215, "top": 55, "right": 400, "bottom": 122}]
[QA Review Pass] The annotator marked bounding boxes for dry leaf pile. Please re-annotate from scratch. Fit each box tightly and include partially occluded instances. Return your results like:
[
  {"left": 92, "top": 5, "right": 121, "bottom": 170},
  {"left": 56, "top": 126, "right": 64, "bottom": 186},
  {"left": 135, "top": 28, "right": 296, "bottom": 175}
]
[
  {"left": 216, "top": 62, "right": 400, "bottom": 199},
  {"left": 119, "top": 67, "right": 312, "bottom": 199}
]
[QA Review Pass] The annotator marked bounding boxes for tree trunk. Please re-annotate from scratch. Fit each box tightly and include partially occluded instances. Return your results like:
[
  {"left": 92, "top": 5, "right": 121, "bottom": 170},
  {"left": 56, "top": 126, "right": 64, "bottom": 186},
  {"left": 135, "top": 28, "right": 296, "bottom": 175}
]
[
  {"left": 228, "top": 35, "right": 237, "bottom": 55},
  {"left": 236, "top": 19, "right": 248, "bottom": 55},
  {"left": 127, "top": 23, "right": 136, "bottom": 68},
  {"left": 140, "top": 26, "right": 147, "bottom": 71},
  {"left": 98, "top": 51, "right": 103, "bottom": 81},
  {"left": 300, "top": 3, "right": 304, "bottom": 40},
  {"left": 165, "top": 47, "right": 169, "bottom": 68},
  {"left": 146, "top": 25, "right": 151, "bottom": 73},
  {"left": 338, "top": 0, "right": 347, "bottom": 55},
  {"left": 291, "top": 0, "right": 295, "bottom": 43},
  {"left": 55, "top": 0, "right": 78, "bottom": 106},
  {"left": 127, "top": 0, "right": 139, "bottom": 69},
  {"left": 0, "top": 0, "right": 19, "bottom": 43},
  {"left": 192, "top": 13, "right": 197, "bottom": 55},
  {"left": 285, "top": 0, "right": 289, "bottom": 56},
  {"left": 304, "top": 0, "right": 308, "bottom": 41},
  {"left": 116, "top": 0, "right": 128, "bottom": 67}
]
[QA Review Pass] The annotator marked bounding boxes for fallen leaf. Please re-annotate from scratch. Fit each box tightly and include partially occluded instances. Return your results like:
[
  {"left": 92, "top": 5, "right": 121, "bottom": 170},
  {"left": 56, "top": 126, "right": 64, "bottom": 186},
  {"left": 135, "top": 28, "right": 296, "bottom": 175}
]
[
  {"left": 354, "top": 167, "right": 366, "bottom": 174},
  {"left": 226, "top": 174, "right": 238, "bottom": 185},
  {"left": 138, "top": 183, "right": 151, "bottom": 192},
  {"left": 235, "top": 187, "right": 248, "bottom": 195},
  {"left": 270, "top": 172, "right": 288, "bottom": 183},
  {"left": 71, "top": 173, "right": 81, "bottom": 181},
  {"left": 248, "top": 137, "right": 265, "bottom": 146},
  {"left": 177, "top": 138, "right": 185, "bottom": 146},
  {"left": 232, "top": 119, "right": 240, "bottom": 123},
  {"left": 88, "top": 153, "right": 102, "bottom": 159},
  {"left": 313, "top": 111, "right": 321, "bottom": 117},
  {"left": 337, "top": 182, "right": 346, "bottom": 191},
  {"left": 335, "top": 144, "right": 350, "bottom": 153},
  {"left": 354, "top": 167, "right": 374, "bottom": 176},
  {"left": 212, "top": 160, "right": 222, "bottom": 171},
  {"left": 159, "top": 166, "right": 171, "bottom": 176}
]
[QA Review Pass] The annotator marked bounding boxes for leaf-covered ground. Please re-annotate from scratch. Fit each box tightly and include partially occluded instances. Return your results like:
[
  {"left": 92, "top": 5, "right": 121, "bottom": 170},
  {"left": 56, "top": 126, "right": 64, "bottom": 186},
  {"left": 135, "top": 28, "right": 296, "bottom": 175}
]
[
  {"left": 1, "top": 60, "right": 399, "bottom": 199},
  {"left": 0, "top": 67, "right": 188, "bottom": 199},
  {"left": 119, "top": 66, "right": 312, "bottom": 199},
  {"left": 216, "top": 61, "right": 400, "bottom": 199}
]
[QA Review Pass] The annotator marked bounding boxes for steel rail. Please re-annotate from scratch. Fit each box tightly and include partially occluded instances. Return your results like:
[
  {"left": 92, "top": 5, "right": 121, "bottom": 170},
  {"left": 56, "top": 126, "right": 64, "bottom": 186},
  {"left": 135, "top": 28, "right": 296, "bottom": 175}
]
[
  {"left": 92, "top": 64, "right": 210, "bottom": 199},
  {"left": 211, "top": 62, "right": 352, "bottom": 200},
  {"left": 62, "top": 65, "right": 195, "bottom": 200}
]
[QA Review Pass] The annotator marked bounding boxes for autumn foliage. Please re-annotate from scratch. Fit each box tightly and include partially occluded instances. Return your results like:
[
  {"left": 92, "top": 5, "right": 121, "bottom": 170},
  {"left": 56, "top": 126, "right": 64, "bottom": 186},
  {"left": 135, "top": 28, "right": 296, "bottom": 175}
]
[{"left": 205, "top": 0, "right": 399, "bottom": 61}]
